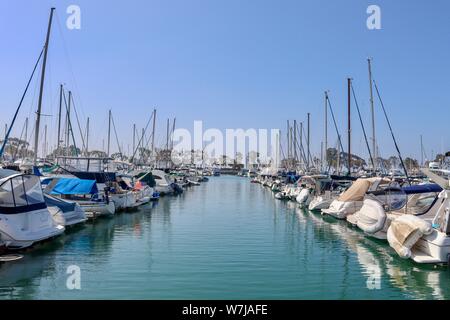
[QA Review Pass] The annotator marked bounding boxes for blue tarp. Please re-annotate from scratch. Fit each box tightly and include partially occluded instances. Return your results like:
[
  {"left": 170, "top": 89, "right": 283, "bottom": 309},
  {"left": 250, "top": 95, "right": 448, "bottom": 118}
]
[
  {"left": 47, "top": 178, "right": 98, "bottom": 195},
  {"left": 402, "top": 184, "right": 442, "bottom": 195}
]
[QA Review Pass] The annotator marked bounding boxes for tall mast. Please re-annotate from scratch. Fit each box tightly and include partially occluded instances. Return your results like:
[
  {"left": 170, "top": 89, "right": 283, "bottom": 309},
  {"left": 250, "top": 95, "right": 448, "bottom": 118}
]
[
  {"left": 86, "top": 117, "right": 90, "bottom": 156},
  {"left": 293, "top": 120, "right": 297, "bottom": 164},
  {"left": 286, "top": 120, "right": 290, "bottom": 160},
  {"left": 57, "top": 83, "right": 63, "bottom": 155},
  {"left": 33, "top": 7, "right": 55, "bottom": 164},
  {"left": 368, "top": 58, "right": 376, "bottom": 171},
  {"left": 44, "top": 124, "right": 47, "bottom": 160},
  {"left": 324, "top": 91, "right": 328, "bottom": 169},
  {"left": 347, "top": 78, "right": 351, "bottom": 175},
  {"left": 107, "top": 109, "right": 111, "bottom": 157},
  {"left": 66, "top": 90, "right": 72, "bottom": 156},
  {"left": 24, "top": 117, "right": 28, "bottom": 158},
  {"left": 171, "top": 118, "right": 176, "bottom": 150},
  {"left": 132, "top": 123, "right": 136, "bottom": 160},
  {"left": 299, "top": 122, "right": 303, "bottom": 169},
  {"left": 420, "top": 134, "right": 423, "bottom": 167},
  {"left": 307, "top": 113, "right": 310, "bottom": 170},
  {"left": 151, "top": 109, "right": 156, "bottom": 161},
  {"left": 166, "top": 118, "right": 170, "bottom": 151}
]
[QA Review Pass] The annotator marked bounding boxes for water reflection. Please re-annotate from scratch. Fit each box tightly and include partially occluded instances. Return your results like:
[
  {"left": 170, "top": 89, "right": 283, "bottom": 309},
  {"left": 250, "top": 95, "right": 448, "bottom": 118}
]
[{"left": 294, "top": 206, "right": 450, "bottom": 299}]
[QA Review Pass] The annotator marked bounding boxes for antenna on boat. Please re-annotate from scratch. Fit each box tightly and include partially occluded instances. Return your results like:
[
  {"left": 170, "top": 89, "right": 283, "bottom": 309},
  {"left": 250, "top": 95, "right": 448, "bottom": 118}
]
[{"left": 33, "top": 7, "right": 55, "bottom": 165}]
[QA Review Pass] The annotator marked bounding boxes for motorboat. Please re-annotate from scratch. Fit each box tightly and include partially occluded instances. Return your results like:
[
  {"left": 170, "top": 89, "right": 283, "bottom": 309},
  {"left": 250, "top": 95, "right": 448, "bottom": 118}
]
[
  {"left": 354, "top": 183, "right": 441, "bottom": 240},
  {"left": 321, "top": 177, "right": 392, "bottom": 219},
  {"left": 45, "top": 194, "right": 87, "bottom": 227},
  {"left": 308, "top": 175, "right": 355, "bottom": 211},
  {"left": 151, "top": 170, "right": 175, "bottom": 195},
  {"left": 295, "top": 175, "right": 330, "bottom": 208},
  {"left": 41, "top": 177, "right": 115, "bottom": 219},
  {"left": 0, "top": 169, "right": 65, "bottom": 249}
]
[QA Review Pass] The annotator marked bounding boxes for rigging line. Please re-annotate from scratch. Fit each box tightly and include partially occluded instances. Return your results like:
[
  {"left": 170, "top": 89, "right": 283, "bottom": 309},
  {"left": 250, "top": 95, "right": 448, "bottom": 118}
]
[
  {"left": 350, "top": 83, "right": 375, "bottom": 170},
  {"left": 300, "top": 124, "right": 314, "bottom": 168},
  {"left": 326, "top": 95, "right": 346, "bottom": 164},
  {"left": 294, "top": 137, "right": 308, "bottom": 171},
  {"left": 110, "top": 112, "right": 123, "bottom": 159},
  {"left": 373, "top": 80, "right": 411, "bottom": 185},
  {"left": 62, "top": 90, "right": 79, "bottom": 156},
  {"left": 12, "top": 119, "right": 28, "bottom": 161},
  {"left": 131, "top": 112, "right": 154, "bottom": 162},
  {"left": 54, "top": 11, "right": 87, "bottom": 121},
  {"left": 293, "top": 123, "right": 308, "bottom": 170},
  {"left": 70, "top": 93, "right": 86, "bottom": 151},
  {"left": 0, "top": 48, "right": 44, "bottom": 158}
]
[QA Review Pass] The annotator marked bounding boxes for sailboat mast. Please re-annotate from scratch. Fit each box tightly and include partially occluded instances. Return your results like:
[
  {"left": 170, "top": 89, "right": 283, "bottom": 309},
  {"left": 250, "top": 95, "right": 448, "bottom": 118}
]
[
  {"left": 286, "top": 120, "right": 290, "bottom": 161},
  {"left": 324, "top": 91, "right": 328, "bottom": 169},
  {"left": 33, "top": 7, "right": 55, "bottom": 165},
  {"left": 347, "top": 78, "right": 351, "bottom": 175},
  {"left": 57, "top": 84, "right": 63, "bottom": 155},
  {"left": 151, "top": 109, "right": 156, "bottom": 164},
  {"left": 307, "top": 113, "right": 310, "bottom": 170},
  {"left": 24, "top": 117, "right": 28, "bottom": 158},
  {"left": 66, "top": 90, "right": 72, "bottom": 153},
  {"left": 293, "top": 120, "right": 297, "bottom": 165},
  {"left": 44, "top": 124, "right": 47, "bottom": 160},
  {"left": 166, "top": 118, "right": 170, "bottom": 151},
  {"left": 368, "top": 58, "right": 376, "bottom": 171},
  {"left": 86, "top": 117, "right": 90, "bottom": 156},
  {"left": 107, "top": 109, "right": 111, "bottom": 157}
]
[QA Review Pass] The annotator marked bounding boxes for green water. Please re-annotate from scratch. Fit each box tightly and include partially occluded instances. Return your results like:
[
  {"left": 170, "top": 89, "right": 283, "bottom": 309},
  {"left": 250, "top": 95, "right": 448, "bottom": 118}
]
[{"left": 0, "top": 176, "right": 449, "bottom": 299}]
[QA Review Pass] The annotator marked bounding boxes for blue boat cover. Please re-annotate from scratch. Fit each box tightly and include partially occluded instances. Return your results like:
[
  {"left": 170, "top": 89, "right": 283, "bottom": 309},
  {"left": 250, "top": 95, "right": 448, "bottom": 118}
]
[
  {"left": 44, "top": 194, "right": 76, "bottom": 213},
  {"left": 402, "top": 184, "right": 442, "bottom": 195},
  {"left": 47, "top": 178, "right": 98, "bottom": 195}
]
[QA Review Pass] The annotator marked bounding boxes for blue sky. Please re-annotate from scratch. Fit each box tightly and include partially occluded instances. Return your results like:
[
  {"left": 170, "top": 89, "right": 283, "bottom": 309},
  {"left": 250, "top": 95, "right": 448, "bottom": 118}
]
[{"left": 1, "top": 0, "right": 449, "bottom": 160}]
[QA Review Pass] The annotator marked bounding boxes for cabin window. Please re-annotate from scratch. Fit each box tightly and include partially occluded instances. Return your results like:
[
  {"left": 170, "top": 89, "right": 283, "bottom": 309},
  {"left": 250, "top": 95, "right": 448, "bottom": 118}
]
[
  {"left": 11, "top": 176, "right": 28, "bottom": 206},
  {"left": 0, "top": 179, "right": 15, "bottom": 207},
  {"left": 22, "top": 175, "right": 45, "bottom": 204},
  {"left": 154, "top": 175, "right": 162, "bottom": 180}
]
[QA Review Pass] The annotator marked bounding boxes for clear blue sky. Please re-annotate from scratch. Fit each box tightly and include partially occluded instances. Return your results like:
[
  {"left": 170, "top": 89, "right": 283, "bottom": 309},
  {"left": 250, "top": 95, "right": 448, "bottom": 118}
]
[{"left": 1, "top": 0, "right": 449, "bottom": 160}]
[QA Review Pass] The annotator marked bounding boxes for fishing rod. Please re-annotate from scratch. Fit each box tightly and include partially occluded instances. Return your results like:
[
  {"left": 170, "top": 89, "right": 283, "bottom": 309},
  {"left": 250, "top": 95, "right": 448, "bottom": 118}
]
[
  {"left": 0, "top": 48, "right": 44, "bottom": 158},
  {"left": 350, "top": 83, "right": 375, "bottom": 170},
  {"left": 373, "top": 80, "right": 411, "bottom": 185}
]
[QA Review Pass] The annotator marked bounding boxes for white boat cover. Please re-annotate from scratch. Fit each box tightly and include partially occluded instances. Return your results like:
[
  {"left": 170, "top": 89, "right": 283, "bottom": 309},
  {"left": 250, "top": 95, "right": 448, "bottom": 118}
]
[
  {"left": 356, "top": 198, "right": 387, "bottom": 235},
  {"left": 387, "top": 215, "right": 432, "bottom": 259}
]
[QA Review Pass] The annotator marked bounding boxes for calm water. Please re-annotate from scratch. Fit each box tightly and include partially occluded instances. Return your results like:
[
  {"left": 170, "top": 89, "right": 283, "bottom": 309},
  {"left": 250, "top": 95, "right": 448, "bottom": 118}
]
[{"left": 0, "top": 176, "right": 449, "bottom": 299}]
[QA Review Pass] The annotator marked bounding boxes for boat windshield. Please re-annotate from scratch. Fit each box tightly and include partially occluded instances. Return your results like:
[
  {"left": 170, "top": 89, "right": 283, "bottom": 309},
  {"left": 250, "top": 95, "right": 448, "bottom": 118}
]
[{"left": 0, "top": 175, "right": 45, "bottom": 209}]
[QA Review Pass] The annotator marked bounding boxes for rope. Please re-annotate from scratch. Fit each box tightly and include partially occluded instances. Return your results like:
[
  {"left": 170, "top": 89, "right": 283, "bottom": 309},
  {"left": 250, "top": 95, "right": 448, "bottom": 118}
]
[
  {"left": 373, "top": 80, "right": 411, "bottom": 185},
  {"left": 350, "top": 83, "right": 375, "bottom": 170},
  {"left": 0, "top": 48, "right": 44, "bottom": 158}
]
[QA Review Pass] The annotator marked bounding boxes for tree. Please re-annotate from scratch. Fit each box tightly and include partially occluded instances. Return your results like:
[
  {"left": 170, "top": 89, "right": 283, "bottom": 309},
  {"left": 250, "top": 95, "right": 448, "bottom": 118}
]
[{"left": 404, "top": 157, "right": 419, "bottom": 170}]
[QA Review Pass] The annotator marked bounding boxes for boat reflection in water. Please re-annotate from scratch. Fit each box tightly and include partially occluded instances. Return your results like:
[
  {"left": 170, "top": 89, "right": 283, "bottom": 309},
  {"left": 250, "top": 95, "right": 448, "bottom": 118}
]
[{"left": 294, "top": 205, "right": 450, "bottom": 300}]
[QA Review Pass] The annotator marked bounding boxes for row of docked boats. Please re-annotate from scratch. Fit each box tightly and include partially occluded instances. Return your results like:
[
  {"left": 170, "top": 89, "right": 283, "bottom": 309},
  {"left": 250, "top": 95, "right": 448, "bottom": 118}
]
[
  {"left": 251, "top": 163, "right": 450, "bottom": 265},
  {"left": 0, "top": 162, "right": 211, "bottom": 251}
]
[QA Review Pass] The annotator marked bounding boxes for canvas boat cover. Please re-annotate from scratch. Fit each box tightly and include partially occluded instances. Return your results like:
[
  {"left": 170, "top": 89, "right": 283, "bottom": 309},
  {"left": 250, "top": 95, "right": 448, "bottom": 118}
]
[
  {"left": 45, "top": 178, "right": 98, "bottom": 195},
  {"left": 44, "top": 194, "right": 76, "bottom": 213},
  {"left": 337, "top": 179, "right": 372, "bottom": 202},
  {"left": 402, "top": 184, "right": 442, "bottom": 194},
  {"left": 338, "top": 177, "right": 392, "bottom": 202}
]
